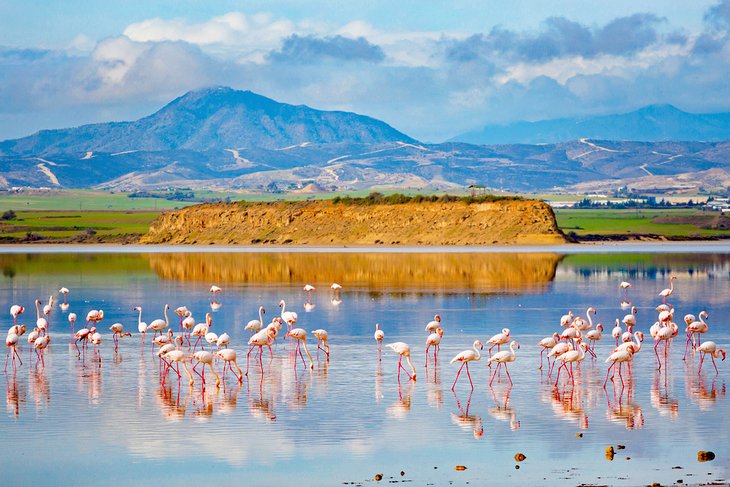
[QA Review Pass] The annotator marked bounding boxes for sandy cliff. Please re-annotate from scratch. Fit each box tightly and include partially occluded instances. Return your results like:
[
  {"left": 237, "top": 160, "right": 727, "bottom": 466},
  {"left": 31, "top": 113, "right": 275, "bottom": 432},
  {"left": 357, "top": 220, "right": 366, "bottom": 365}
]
[{"left": 140, "top": 199, "right": 568, "bottom": 245}]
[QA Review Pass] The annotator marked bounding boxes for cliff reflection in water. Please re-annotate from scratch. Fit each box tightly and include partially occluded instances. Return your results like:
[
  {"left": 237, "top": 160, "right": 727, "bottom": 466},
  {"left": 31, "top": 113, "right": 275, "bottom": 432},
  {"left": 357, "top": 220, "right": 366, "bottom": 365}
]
[{"left": 145, "top": 252, "right": 563, "bottom": 292}]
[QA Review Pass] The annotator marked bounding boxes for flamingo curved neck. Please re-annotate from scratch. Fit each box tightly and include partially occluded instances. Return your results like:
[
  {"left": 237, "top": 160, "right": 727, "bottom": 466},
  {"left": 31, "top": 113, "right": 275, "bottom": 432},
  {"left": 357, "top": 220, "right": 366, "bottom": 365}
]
[
  {"left": 35, "top": 300, "right": 41, "bottom": 319},
  {"left": 137, "top": 308, "right": 143, "bottom": 324},
  {"left": 163, "top": 306, "right": 169, "bottom": 326},
  {"left": 586, "top": 309, "right": 593, "bottom": 328},
  {"left": 259, "top": 306, "right": 264, "bottom": 323},
  {"left": 473, "top": 344, "right": 481, "bottom": 361}
]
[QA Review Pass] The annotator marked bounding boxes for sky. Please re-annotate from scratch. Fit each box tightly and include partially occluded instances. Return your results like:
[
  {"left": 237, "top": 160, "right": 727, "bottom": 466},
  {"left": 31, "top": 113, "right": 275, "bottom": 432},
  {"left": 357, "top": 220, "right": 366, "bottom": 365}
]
[{"left": 1, "top": 0, "right": 729, "bottom": 142}]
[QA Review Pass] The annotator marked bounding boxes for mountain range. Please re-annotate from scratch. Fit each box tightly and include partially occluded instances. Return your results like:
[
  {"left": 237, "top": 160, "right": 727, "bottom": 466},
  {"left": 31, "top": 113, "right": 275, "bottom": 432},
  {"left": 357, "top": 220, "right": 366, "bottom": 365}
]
[
  {"left": 452, "top": 104, "right": 730, "bottom": 145},
  {"left": 1, "top": 87, "right": 730, "bottom": 194}
]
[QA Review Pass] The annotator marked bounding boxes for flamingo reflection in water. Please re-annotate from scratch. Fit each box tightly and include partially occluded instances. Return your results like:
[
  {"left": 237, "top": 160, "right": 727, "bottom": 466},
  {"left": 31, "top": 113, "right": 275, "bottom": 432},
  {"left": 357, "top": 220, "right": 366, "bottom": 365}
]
[
  {"left": 451, "top": 390, "right": 483, "bottom": 438},
  {"left": 249, "top": 374, "right": 277, "bottom": 423},
  {"left": 488, "top": 341, "right": 519, "bottom": 386},
  {"left": 548, "top": 383, "right": 589, "bottom": 429},
  {"left": 489, "top": 384, "right": 520, "bottom": 430},
  {"left": 650, "top": 367, "right": 679, "bottom": 419},
  {"left": 386, "top": 381, "right": 414, "bottom": 419},
  {"left": 605, "top": 382, "right": 644, "bottom": 430}
]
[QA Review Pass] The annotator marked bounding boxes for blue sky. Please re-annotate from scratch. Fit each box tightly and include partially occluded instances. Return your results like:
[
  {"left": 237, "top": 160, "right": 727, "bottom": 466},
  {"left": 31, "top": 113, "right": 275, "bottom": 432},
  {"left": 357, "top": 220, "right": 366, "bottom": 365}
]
[{"left": 0, "top": 0, "right": 728, "bottom": 142}]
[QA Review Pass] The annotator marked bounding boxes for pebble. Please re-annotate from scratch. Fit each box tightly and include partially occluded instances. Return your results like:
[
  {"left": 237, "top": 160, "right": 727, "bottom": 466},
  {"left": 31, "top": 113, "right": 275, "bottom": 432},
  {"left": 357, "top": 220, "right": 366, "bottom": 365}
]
[
  {"left": 698, "top": 451, "right": 716, "bottom": 462},
  {"left": 515, "top": 465, "right": 520, "bottom": 470},
  {"left": 400, "top": 471, "right": 405, "bottom": 477},
  {"left": 454, "top": 466, "right": 467, "bottom": 471},
  {"left": 514, "top": 453, "right": 526, "bottom": 462},
  {"left": 605, "top": 446, "right": 615, "bottom": 461},
  {"left": 617, "top": 445, "right": 626, "bottom": 450},
  {"left": 576, "top": 433, "right": 583, "bottom": 438},
  {"left": 375, "top": 474, "right": 383, "bottom": 481}
]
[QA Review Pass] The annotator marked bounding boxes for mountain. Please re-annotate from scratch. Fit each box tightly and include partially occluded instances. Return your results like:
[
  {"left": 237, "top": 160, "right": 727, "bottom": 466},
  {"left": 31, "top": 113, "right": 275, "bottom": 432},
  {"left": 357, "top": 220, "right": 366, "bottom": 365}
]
[
  {"left": 1, "top": 89, "right": 730, "bottom": 194},
  {"left": 452, "top": 104, "right": 730, "bottom": 145},
  {"left": 0, "top": 86, "right": 414, "bottom": 156}
]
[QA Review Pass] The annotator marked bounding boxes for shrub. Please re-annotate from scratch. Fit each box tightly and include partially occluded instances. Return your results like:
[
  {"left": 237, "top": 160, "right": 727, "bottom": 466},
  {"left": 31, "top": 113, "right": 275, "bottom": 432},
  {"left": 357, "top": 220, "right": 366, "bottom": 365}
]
[{"left": 1, "top": 209, "right": 16, "bottom": 220}]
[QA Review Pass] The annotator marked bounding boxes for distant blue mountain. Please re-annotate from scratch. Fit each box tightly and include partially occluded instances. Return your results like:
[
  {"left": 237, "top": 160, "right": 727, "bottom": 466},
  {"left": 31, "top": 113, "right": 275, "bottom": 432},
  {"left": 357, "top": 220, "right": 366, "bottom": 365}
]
[
  {"left": 0, "top": 86, "right": 414, "bottom": 156},
  {"left": 452, "top": 104, "right": 730, "bottom": 144}
]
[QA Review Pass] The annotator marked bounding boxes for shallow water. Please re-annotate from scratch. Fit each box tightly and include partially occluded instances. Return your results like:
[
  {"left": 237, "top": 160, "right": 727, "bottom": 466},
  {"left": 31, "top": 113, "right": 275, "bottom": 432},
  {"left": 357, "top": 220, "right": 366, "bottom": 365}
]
[{"left": 1, "top": 249, "right": 729, "bottom": 486}]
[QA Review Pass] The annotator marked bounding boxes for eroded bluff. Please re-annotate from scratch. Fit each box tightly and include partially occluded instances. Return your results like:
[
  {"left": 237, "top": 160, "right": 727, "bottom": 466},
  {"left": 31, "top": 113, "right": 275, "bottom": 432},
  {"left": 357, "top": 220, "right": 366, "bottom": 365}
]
[{"left": 140, "top": 199, "right": 568, "bottom": 245}]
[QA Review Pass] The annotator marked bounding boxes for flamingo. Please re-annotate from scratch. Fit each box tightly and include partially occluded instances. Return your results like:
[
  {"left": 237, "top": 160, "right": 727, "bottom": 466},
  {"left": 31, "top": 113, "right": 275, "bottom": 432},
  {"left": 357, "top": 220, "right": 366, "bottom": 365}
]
[
  {"left": 560, "top": 311, "right": 574, "bottom": 327},
  {"left": 285, "top": 328, "right": 314, "bottom": 370},
  {"left": 279, "top": 300, "right": 298, "bottom": 331},
  {"left": 85, "top": 308, "right": 104, "bottom": 328},
  {"left": 58, "top": 287, "right": 70, "bottom": 311},
  {"left": 109, "top": 323, "right": 131, "bottom": 352},
  {"left": 191, "top": 350, "right": 220, "bottom": 388},
  {"left": 620, "top": 281, "right": 631, "bottom": 300},
  {"left": 698, "top": 341, "right": 727, "bottom": 375},
  {"left": 450, "top": 340, "right": 483, "bottom": 390},
  {"left": 174, "top": 306, "right": 188, "bottom": 333},
  {"left": 611, "top": 319, "right": 622, "bottom": 346},
  {"left": 33, "top": 334, "right": 51, "bottom": 367},
  {"left": 5, "top": 332, "right": 22, "bottom": 372},
  {"left": 622, "top": 306, "right": 637, "bottom": 328},
  {"left": 245, "top": 306, "right": 266, "bottom": 334},
  {"left": 425, "top": 328, "right": 444, "bottom": 366},
  {"left": 247, "top": 327, "right": 276, "bottom": 375},
  {"left": 210, "top": 285, "right": 222, "bottom": 297},
  {"left": 654, "top": 321, "right": 677, "bottom": 370},
  {"left": 659, "top": 276, "right": 677, "bottom": 304},
  {"left": 26, "top": 327, "right": 40, "bottom": 359},
  {"left": 205, "top": 331, "right": 219, "bottom": 349},
  {"left": 486, "top": 328, "right": 510, "bottom": 360},
  {"left": 554, "top": 341, "right": 589, "bottom": 386},
  {"left": 303, "top": 284, "right": 316, "bottom": 300},
  {"left": 488, "top": 340, "right": 520, "bottom": 386},
  {"left": 684, "top": 311, "right": 709, "bottom": 360},
  {"left": 74, "top": 326, "right": 91, "bottom": 358},
  {"left": 386, "top": 342, "right": 416, "bottom": 382},
  {"left": 90, "top": 330, "right": 102, "bottom": 361},
  {"left": 425, "top": 314, "right": 442, "bottom": 333},
  {"left": 68, "top": 312, "right": 77, "bottom": 339},
  {"left": 331, "top": 283, "right": 342, "bottom": 304},
  {"left": 35, "top": 299, "right": 48, "bottom": 335},
  {"left": 216, "top": 332, "right": 230, "bottom": 349},
  {"left": 604, "top": 348, "right": 634, "bottom": 388},
  {"left": 8, "top": 324, "right": 26, "bottom": 338},
  {"left": 547, "top": 341, "right": 573, "bottom": 376},
  {"left": 161, "top": 338, "right": 194, "bottom": 387},
  {"left": 134, "top": 306, "right": 147, "bottom": 345},
  {"left": 217, "top": 348, "right": 244, "bottom": 383},
  {"left": 585, "top": 324, "right": 603, "bottom": 353},
  {"left": 537, "top": 332, "right": 560, "bottom": 370},
  {"left": 10, "top": 304, "right": 24, "bottom": 325},
  {"left": 374, "top": 323, "right": 384, "bottom": 360},
  {"left": 312, "top": 329, "right": 330, "bottom": 359},
  {"left": 191, "top": 313, "right": 212, "bottom": 351},
  {"left": 43, "top": 295, "right": 53, "bottom": 327},
  {"left": 147, "top": 304, "right": 170, "bottom": 338}
]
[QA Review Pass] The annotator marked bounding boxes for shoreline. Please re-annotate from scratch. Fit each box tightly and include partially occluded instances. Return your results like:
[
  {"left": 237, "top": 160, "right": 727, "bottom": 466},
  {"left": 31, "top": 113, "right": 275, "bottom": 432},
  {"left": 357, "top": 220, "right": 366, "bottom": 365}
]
[{"left": 1, "top": 241, "right": 730, "bottom": 254}]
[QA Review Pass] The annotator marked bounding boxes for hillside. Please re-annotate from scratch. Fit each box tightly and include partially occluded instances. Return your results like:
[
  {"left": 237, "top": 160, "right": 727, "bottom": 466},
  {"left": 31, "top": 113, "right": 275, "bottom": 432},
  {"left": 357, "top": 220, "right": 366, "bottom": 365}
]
[
  {"left": 140, "top": 198, "right": 568, "bottom": 246},
  {"left": 0, "top": 86, "right": 413, "bottom": 155},
  {"left": 453, "top": 104, "right": 730, "bottom": 145}
]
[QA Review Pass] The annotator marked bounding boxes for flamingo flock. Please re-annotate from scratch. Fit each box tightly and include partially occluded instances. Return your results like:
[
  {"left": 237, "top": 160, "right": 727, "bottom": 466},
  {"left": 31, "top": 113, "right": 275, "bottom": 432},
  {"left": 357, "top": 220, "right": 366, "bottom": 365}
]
[{"left": 3, "top": 276, "right": 727, "bottom": 402}]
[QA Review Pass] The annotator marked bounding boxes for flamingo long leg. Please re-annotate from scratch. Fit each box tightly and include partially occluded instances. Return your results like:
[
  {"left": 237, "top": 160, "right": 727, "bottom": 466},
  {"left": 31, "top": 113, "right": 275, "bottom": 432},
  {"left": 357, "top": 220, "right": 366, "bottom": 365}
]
[
  {"left": 465, "top": 362, "right": 473, "bottom": 390},
  {"left": 712, "top": 354, "right": 718, "bottom": 374},
  {"left": 452, "top": 362, "right": 464, "bottom": 390},
  {"left": 699, "top": 353, "right": 705, "bottom": 374},
  {"left": 504, "top": 363, "right": 513, "bottom": 386}
]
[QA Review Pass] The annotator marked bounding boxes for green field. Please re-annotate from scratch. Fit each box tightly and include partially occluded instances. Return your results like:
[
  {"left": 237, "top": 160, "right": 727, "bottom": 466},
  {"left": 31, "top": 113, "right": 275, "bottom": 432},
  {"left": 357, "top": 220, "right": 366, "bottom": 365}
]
[
  {"left": 0, "top": 210, "right": 159, "bottom": 241},
  {"left": 555, "top": 208, "right": 730, "bottom": 238}
]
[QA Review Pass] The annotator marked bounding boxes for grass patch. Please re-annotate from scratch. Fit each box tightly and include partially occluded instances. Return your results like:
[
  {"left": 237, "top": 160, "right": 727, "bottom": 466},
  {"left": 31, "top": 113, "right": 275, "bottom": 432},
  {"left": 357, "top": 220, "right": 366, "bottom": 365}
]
[{"left": 555, "top": 208, "right": 730, "bottom": 238}]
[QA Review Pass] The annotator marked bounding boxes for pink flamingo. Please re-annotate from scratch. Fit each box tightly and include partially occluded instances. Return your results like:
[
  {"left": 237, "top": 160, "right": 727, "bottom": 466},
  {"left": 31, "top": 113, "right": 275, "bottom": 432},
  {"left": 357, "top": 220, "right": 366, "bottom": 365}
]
[
  {"left": 217, "top": 348, "right": 244, "bottom": 383},
  {"left": 560, "top": 311, "right": 574, "bottom": 327},
  {"left": 245, "top": 306, "right": 266, "bottom": 334},
  {"left": 619, "top": 281, "right": 631, "bottom": 300},
  {"left": 147, "top": 304, "right": 170, "bottom": 339},
  {"left": 424, "top": 314, "right": 442, "bottom": 333},
  {"left": 604, "top": 348, "right": 634, "bottom": 388},
  {"left": 622, "top": 306, "right": 637, "bottom": 328},
  {"left": 247, "top": 327, "right": 276, "bottom": 375},
  {"left": 312, "top": 329, "right": 330, "bottom": 359},
  {"left": 450, "top": 340, "right": 483, "bottom": 390},
  {"left": 109, "top": 323, "right": 131, "bottom": 352},
  {"left": 653, "top": 321, "right": 677, "bottom": 370},
  {"left": 585, "top": 324, "right": 603, "bottom": 353},
  {"left": 547, "top": 341, "right": 573, "bottom": 376},
  {"left": 191, "top": 313, "right": 212, "bottom": 351},
  {"left": 537, "top": 332, "right": 560, "bottom": 370},
  {"left": 611, "top": 319, "right": 622, "bottom": 346},
  {"left": 303, "top": 284, "right": 316, "bottom": 301},
  {"left": 5, "top": 332, "right": 22, "bottom": 372},
  {"left": 698, "top": 341, "right": 726, "bottom": 375},
  {"left": 659, "top": 276, "right": 677, "bottom": 304},
  {"left": 684, "top": 311, "right": 709, "bottom": 360},
  {"left": 10, "top": 304, "right": 24, "bottom": 325},
  {"left": 285, "top": 328, "right": 314, "bottom": 370},
  {"left": 35, "top": 299, "right": 48, "bottom": 335},
  {"left": 554, "top": 341, "right": 589, "bottom": 386},
  {"left": 425, "top": 328, "right": 444, "bottom": 366},
  {"left": 58, "top": 287, "right": 70, "bottom": 311},
  {"left": 374, "top": 324, "right": 384, "bottom": 360},
  {"left": 386, "top": 342, "right": 416, "bottom": 382},
  {"left": 192, "top": 350, "right": 220, "bottom": 388},
  {"left": 279, "top": 300, "right": 298, "bottom": 332},
  {"left": 486, "top": 328, "right": 510, "bottom": 362},
  {"left": 488, "top": 340, "right": 519, "bottom": 386},
  {"left": 133, "top": 306, "right": 147, "bottom": 345},
  {"left": 33, "top": 334, "right": 51, "bottom": 367},
  {"left": 26, "top": 327, "right": 39, "bottom": 359}
]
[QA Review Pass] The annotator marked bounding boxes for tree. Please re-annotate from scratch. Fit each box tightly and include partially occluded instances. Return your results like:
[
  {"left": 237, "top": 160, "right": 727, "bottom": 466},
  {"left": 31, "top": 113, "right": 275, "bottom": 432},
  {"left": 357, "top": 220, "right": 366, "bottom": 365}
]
[{"left": 1, "top": 209, "right": 16, "bottom": 220}]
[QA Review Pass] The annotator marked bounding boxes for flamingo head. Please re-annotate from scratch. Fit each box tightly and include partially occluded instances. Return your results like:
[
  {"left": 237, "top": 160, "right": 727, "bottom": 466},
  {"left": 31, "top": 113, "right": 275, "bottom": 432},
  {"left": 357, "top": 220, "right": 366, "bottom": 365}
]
[
  {"left": 588, "top": 307, "right": 596, "bottom": 314},
  {"left": 511, "top": 340, "right": 520, "bottom": 349},
  {"left": 434, "top": 314, "right": 441, "bottom": 322},
  {"left": 597, "top": 324, "right": 604, "bottom": 332},
  {"left": 701, "top": 311, "right": 709, "bottom": 320},
  {"left": 636, "top": 331, "right": 644, "bottom": 341},
  {"left": 261, "top": 306, "right": 266, "bottom": 315},
  {"left": 437, "top": 328, "right": 444, "bottom": 337},
  {"left": 35, "top": 299, "right": 41, "bottom": 305},
  {"left": 671, "top": 275, "right": 677, "bottom": 281},
  {"left": 474, "top": 340, "right": 483, "bottom": 350},
  {"left": 719, "top": 350, "right": 727, "bottom": 361},
  {"left": 206, "top": 313, "right": 212, "bottom": 325},
  {"left": 502, "top": 328, "right": 510, "bottom": 336},
  {"left": 133, "top": 306, "right": 140, "bottom": 311},
  {"left": 279, "top": 300, "right": 285, "bottom": 308}
]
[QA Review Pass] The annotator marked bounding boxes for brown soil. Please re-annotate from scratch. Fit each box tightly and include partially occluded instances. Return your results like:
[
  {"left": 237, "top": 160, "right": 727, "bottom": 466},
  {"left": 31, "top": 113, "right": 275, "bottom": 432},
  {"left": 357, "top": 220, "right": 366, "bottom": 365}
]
[
  {"left": 652, "top": 215, "right": 730, "bottom": 230},
  {"left": 140, "top": 199, "right": 568, "bottom": 246}
]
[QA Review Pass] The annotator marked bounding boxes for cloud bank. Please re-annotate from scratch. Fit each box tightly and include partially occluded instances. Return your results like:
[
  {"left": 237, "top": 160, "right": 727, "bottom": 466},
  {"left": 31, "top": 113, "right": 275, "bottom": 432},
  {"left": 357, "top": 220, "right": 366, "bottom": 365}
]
[{"left": 3, "top": 1, "right": 730, "bottom": 142}]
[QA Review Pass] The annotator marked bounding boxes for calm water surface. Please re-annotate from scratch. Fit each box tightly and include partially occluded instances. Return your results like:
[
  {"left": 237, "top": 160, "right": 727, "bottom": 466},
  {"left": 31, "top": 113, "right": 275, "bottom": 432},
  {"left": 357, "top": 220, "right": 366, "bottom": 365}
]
[{"left": 1, "top": 249, "right": 729, "bottom": 486}]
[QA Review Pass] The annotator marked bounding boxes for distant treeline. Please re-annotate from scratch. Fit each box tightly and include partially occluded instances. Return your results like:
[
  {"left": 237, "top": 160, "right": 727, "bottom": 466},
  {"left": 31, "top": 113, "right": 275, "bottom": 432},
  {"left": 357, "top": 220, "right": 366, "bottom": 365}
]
[
  {"left": 576, "top": 197, "right": 703, "bottom": 209},
  {"left": 331, "top": 192, "right": 521, "bottom": 205}
]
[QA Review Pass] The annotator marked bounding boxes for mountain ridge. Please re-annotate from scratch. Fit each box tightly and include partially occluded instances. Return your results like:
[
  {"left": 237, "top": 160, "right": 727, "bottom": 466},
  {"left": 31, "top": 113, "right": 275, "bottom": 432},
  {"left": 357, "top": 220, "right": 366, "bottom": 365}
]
[{"left": 452, "top": 104, "right": 730, "bottom": 145}]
